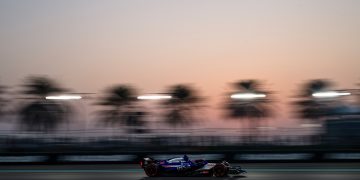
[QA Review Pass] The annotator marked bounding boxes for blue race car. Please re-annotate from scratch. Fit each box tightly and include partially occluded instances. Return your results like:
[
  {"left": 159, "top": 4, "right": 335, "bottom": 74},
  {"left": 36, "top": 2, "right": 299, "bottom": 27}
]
[{"left": 140, "top": 155, "right": 246, "bottom": 177}]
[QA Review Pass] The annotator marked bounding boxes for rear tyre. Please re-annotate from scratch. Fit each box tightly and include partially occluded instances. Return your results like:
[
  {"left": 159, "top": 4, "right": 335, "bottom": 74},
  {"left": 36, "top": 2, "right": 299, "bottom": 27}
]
[
  {"left": 213, "top": 164, "right": 228, "bottom": 177},
  {"left": 144, "top": 163, "right": 159, "bottom": 177}
]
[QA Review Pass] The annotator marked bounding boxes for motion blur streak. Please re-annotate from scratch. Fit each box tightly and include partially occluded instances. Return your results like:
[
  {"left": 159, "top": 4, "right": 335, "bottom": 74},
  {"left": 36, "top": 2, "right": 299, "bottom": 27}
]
[
  {"left": 312, "top": 91, "right": 351, "bottom": 98},
  {"left": 45, "top": 95, "right": 82, "bottom": 100},
  {"left": 230, "top": 93, "right": 267, "bottom": 99},
  {"left": 0, "top": 164, "right": 359, "bottom": 180},
  {"left": 137, "top": 94, "right": 172, "bottom": 100}
]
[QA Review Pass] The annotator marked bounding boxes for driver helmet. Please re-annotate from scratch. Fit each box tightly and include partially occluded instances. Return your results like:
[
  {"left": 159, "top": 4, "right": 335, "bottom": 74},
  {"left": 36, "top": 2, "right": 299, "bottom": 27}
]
[{"left": 183, "top": 155, "right": 189, "bottom": 161}]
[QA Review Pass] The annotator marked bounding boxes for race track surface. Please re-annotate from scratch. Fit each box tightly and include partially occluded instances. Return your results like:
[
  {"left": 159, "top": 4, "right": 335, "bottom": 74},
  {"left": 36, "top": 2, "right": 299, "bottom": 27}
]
[{"left": 0, "top": 163, "right": 359, "bottom": 180}]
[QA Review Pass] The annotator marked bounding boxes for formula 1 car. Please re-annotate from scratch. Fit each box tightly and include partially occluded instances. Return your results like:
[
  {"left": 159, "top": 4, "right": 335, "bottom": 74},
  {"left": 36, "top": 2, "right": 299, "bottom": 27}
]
[{"left": 140, "top": 155, "right": 246, "bottom": 177}]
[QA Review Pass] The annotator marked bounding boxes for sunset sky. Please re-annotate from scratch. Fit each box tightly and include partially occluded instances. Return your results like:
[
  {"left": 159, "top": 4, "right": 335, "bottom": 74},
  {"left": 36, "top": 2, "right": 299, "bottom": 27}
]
[{"left": 0, "top": 0, "right": 359, "bottom": 129}]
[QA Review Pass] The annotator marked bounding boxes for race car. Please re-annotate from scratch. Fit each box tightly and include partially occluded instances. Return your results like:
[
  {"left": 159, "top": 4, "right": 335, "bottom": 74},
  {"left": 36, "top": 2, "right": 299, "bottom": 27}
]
[{"left": 140, "top": 155, "right": 246, "bottom": 177}]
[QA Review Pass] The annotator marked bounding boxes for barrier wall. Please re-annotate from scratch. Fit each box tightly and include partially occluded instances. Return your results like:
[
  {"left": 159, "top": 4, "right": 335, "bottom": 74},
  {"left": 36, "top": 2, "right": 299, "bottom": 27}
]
[{"left": 0, "top": 151, "right": 359, "bottom": 164}]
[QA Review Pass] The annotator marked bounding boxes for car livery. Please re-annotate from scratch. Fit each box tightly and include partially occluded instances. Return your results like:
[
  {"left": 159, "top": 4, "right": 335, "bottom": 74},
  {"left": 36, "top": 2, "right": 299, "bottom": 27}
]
[{"left": 140, "top": 155, "right": 246, "bottom": 177}]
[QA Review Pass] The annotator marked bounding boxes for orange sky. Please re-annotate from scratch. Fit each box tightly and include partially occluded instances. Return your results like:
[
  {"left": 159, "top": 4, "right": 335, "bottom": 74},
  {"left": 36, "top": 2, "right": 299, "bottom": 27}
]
[{"left": 0, "top": 0, "right": 359, "bottom": 129}]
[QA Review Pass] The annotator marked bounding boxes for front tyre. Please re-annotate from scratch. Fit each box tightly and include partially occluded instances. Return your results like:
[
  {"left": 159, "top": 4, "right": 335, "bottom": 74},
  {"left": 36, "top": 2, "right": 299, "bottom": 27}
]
[
  {"left": 144, "top": 164, "right": 159, "bottom": 177},
  {"left": 213, "top": 164, "right": 228, "bottom": 177}
]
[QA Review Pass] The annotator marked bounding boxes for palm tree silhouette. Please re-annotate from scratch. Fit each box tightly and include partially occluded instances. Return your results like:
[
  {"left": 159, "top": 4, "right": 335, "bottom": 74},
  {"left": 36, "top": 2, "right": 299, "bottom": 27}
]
[
  {"left": 0, "top": 84, "right": 8, "bottom": 118},
  {"left": 292, "top": 79, "right": 347, "bottom": 144},
  {"left": 19, "top": 76, "right": 69, "bottom": 132},
  {"left": 98, "top": 85, "right": 146, "bottom": 133},
  {"left": 293, "top": 79, "right": 338, "bottom": 122},
  {"left": 357, "top": 82, "right": 360, "bottom": 108},
  {"left": 224, "top": 80, "right": 272, "bottom": 138},
  {"left": 163, "top": 84, "right": 202, "bottom": 127}
]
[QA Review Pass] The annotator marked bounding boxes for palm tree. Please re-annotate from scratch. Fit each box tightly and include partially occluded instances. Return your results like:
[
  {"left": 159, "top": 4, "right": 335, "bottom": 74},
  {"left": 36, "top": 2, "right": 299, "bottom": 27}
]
[
  {"left": 162, "top": 84, "right": 202, "bottom": 127},
  {"left": 22, "top": 76, "right": 66, "bottom": 98},
  {"left": 293, "top": 79, "right": 337, "bottom": 123},
  {"left": 98, "top": 85, "right": 146, "bottom": 133},
  {"left": 292, "top": 79, "right": 346, "bottom": 144},
  {"left": 224, "top": 80, "right": 272, "bottom": 138},
  {"left": 357, "top": 82, "right": 360, "bottom": 108},
  {"left": 0, "top": 84, "right": 8, "bottom": 118},
  {"left": 19, "top": 76, "right": 69, "bottom": 132}
]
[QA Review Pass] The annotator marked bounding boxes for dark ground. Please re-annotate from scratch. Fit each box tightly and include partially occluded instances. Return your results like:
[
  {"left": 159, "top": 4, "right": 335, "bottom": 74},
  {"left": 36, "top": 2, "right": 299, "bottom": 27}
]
[{"left": 0, "top": 163, "right": 359, "bottom": 180}]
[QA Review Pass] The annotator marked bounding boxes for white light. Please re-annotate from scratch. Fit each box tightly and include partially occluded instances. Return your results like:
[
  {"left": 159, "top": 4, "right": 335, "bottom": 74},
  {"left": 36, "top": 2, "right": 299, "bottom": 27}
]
[
  {"left": 230, "top": 93, "right": 266, "bottom": 99},
  {"left": 46, "top": 95, "right": 82, "bottom": 100},
  {"left": 312, "top": 91, "right": 351, "bottom": 98},
  {"left": 137, "top": 94, "right": 172, "bottom": 100}
]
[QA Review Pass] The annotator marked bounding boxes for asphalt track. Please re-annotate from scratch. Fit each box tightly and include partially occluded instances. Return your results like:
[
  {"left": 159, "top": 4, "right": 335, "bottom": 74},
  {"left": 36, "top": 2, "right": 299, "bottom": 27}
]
[{"left": 0, "top": 163, "right": 359, "bottom": 180}]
